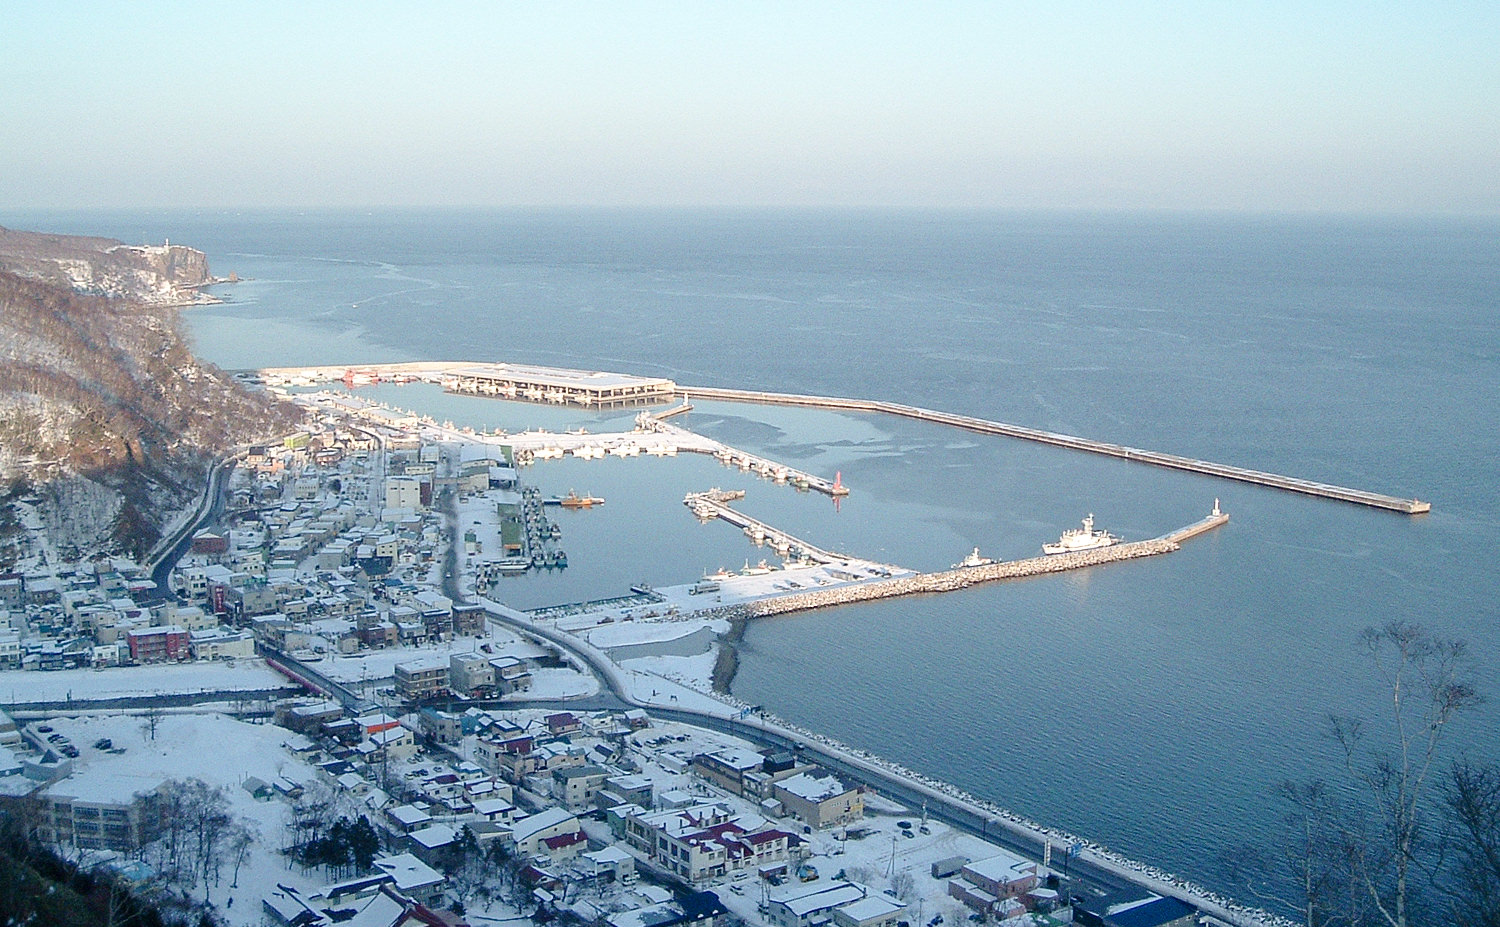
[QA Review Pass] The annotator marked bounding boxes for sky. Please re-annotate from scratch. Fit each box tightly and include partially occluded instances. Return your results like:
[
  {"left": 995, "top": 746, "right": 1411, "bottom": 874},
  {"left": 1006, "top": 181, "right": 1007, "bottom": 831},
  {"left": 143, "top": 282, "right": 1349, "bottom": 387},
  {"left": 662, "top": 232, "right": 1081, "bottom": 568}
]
[{"left": 2, "top": 1, "right": 1497, "bottom": 213}]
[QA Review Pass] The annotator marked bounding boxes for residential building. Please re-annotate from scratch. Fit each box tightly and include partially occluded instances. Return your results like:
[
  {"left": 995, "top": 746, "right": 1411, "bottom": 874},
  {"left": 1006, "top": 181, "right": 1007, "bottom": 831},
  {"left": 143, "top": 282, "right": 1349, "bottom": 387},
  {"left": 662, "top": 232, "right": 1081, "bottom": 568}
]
[
  {"left": 832, "top": 896, "right": 907, "bottom": 927},
  {"left": 125, "top": 625, "right": 190, "bottom": 664},
  {"left": 692, "top": 747, "right": 777, "bottom": 797},
  {"left": 394, "top": 659, "right": 449, "bottom": 701},
  {"left": 766, "top": 881, "right": 868, "bottom": 927},
  {"left": 624, "top": 803, "right": 792, "bottom": 884},
  {"left": 770, "top": 770, "right": 863, "bottom": 828},
  {"left": 188, "top": 628, "right": 256, "bottom": 660},
  {"left": 509, "top": 807, "right": 582, "bottom": 858},
  {"left": 948, "top": 850, "right": 1039, "bottom": 915},
  {"left": 449, "top": 652, "right": 495, "bottom": 695},
  {"left": 553, "top": 764, "right": 611, "bottom": 811}
]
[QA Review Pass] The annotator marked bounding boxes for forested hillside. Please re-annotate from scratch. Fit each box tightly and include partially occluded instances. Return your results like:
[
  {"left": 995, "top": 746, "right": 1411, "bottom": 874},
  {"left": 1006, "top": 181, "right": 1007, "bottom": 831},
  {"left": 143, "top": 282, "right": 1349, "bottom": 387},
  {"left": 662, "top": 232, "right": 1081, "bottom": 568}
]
[{"left": 0, "top": 229, "right": 300, "bottom": 560}]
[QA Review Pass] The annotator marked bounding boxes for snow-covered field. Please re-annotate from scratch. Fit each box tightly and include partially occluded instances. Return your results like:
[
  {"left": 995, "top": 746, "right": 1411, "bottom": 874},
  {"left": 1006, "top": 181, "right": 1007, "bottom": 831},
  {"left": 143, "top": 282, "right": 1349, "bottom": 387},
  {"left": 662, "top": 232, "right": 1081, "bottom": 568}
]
[
  {"left": 0, "top": 659, "right": 288, "bottom": 704},
  {"left": 311, "top": 621, "right": 543, "bottom": 683},
  {"left": 36, "top": 712, "right": 330, "bottom": 927}
]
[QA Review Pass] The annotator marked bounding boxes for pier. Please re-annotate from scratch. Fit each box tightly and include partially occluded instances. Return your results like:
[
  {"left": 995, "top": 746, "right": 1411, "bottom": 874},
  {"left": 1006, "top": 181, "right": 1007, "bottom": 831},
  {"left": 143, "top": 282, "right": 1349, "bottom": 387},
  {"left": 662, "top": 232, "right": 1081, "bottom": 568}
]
[
  {"left": 697, "top": 508, "right": 1229, "bottom": 623},
  {"left": 1160, "top": 501, "right": 1231, "bottom": 544},
  {"left": 643, "top": 416, "right": 849, "bottom": 496},
  {"left": 678, "top": 386, "right": 1430, "bottom": 515},
  {"left": 259, "top": 360, "right": 1426, "bottom": 512},
  {"left": 683, "top": 490, "right": 843, "bottom": 563}
]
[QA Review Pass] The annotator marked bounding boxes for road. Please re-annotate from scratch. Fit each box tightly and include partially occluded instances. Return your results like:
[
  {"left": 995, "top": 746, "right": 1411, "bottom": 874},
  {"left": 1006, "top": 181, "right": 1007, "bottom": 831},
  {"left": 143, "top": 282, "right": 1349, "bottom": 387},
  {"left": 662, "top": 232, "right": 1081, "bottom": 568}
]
[
  {"left": 148, "top": 454, "right": 235, "bottom": 595},
  {"left": 469, "top": 602, "right": 1279, "bottom": 927}
]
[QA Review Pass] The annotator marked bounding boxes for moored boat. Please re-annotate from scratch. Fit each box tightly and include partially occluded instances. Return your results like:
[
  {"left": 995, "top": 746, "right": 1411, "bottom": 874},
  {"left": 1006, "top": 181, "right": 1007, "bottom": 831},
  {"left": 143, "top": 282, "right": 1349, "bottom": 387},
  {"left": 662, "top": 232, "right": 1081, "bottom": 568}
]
[
  {"left": 1043, "top": 514, "right": 1119, "bottom": 555},
  {"left": 952, "top": 547, "right": 995, "bottom": 569}
]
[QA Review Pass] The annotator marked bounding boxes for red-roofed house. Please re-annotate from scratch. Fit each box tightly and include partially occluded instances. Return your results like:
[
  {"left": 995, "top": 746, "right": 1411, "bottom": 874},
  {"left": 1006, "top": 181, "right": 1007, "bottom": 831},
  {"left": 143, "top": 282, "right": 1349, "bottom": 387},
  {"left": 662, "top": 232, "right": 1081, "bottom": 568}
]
[
  {"left": 624, "top": 803, "right": 791, "bottom": 883},
  {"left": 540, "top": 828, "right": 588, "bottom": 863}
]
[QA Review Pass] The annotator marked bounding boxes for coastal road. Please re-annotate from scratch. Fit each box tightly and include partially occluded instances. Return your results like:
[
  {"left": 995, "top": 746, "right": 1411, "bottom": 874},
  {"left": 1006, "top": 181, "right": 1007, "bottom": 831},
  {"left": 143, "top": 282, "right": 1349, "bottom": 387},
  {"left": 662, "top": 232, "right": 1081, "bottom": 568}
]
[{"left": 473, "top": 601, "right": 1278, "bottom": 927}]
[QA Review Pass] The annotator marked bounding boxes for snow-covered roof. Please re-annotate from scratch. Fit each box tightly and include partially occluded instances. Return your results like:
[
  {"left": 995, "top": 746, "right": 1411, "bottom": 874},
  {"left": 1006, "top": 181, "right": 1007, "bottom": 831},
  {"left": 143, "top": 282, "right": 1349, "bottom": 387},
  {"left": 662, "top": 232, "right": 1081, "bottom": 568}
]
[
  {"left": 776, "top": 771, "right": 852, "bottom": 803},
  {"left": 963, "top": 850, "right": 1036, "bottom": 883},
  {"left": 770, "top": 881, "right": 867, "bottom": 917},
  {"left": 511, "top": 806, "right": 577, "bottom": 842},
  {"left": 837, "top": 895, "right": 906, "bottom": 922},
  {"left": 388, "top": 804, "right": 431, "bottom": 826},
  {"left": 372, "top": 852, "right": 444, "bottom": 890},
  {"left": 409, "top": 823, "right": 457, "bottom": 849}
]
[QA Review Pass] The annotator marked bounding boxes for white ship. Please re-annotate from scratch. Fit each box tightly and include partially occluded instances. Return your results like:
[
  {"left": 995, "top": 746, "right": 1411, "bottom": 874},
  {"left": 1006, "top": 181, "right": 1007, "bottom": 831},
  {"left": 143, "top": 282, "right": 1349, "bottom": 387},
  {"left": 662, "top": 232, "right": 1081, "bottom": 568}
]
[
  {"left": 1042, "top": 514, "right": 1119, "bottom": 555},
  {"left": 952, "top": 547, "right": 995, "bottom": 569}
]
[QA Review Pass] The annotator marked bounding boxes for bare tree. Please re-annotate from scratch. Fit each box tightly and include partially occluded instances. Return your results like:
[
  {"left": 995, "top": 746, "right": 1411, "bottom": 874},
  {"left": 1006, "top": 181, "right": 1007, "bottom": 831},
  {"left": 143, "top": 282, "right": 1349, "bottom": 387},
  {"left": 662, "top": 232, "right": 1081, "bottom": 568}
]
[
  {"left": 141, "top": 703, "right": 165, "bottom": 741},
  {"left": 1329, "top": 620, "right": 1481, "bottom": 927},
  {"left": 1445, "top": 761, "right": 1500, "bottom": 927},
  {"left": 1233, "top": 780, "right": 1366, "bottom": 927},
  {"left": 226, "top": 819, "right": 258, "bottom": 890}
]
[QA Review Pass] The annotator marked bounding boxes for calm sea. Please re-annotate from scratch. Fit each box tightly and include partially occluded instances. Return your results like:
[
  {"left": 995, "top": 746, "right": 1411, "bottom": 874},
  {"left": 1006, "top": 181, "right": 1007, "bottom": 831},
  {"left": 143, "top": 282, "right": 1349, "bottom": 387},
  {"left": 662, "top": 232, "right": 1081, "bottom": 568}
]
[{"left": 8, "top": 207, "right": 1498, "bottom": 915}]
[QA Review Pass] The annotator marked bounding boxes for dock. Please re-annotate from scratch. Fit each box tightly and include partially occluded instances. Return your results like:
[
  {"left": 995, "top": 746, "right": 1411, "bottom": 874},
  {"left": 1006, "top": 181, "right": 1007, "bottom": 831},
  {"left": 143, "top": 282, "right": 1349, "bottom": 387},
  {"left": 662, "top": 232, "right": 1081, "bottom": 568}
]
[
  {"left": 684, "top": 490, "right": 842, "bottom": 563},
  {"left": 677, "top": 386, "right": 1429, "bottom": 515},
  {"left": 257, "top": 360, "right": 677, "bottom": 408}
]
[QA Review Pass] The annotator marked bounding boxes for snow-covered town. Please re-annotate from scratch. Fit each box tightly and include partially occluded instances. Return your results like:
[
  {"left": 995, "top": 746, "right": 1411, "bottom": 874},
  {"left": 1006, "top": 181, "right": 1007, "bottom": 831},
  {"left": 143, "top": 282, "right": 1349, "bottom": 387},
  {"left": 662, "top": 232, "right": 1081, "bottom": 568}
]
[{"left": 0, "top": 381, "right": 1271, "bottom": 927}]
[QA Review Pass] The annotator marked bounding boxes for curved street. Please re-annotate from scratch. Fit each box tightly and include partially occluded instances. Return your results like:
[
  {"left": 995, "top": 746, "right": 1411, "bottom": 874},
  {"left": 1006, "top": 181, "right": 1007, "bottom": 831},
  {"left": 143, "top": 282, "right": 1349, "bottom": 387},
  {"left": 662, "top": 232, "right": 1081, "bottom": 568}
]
[{"left": 469, "top": 601, "right": 1278, "bottom": 927}]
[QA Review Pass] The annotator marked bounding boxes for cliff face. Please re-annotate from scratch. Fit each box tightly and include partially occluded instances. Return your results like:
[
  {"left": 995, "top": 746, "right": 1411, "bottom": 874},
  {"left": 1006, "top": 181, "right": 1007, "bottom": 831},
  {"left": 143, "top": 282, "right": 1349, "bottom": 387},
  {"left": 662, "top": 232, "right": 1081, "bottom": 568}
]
[
  {"left": 0, "top": 227, "right": 216, "bottom": 306},
  {"left": 0, "top": 228, "right": 301, "bottom": 561}
]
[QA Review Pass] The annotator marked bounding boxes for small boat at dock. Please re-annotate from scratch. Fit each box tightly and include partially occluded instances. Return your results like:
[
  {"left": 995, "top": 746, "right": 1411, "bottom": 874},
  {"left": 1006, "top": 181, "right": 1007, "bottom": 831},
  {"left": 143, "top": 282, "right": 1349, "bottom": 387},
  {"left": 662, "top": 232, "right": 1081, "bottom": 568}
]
[{"left": 952, "top": 547, "right": 995, "bottom": 569}]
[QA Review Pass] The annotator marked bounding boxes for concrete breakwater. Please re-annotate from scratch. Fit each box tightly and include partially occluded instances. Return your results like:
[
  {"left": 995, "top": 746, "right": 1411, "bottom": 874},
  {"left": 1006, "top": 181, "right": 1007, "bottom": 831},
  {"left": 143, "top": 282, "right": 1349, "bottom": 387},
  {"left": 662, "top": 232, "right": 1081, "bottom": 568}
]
[
  {"left": 255, "top": 360, "right": 1427, "bottom": 513},
  {"left": 699, "top": 538, "right": 1179, "bottom": 623},
  {"left": 682, "top": 385, "right": 1430, "bottom": 514}
]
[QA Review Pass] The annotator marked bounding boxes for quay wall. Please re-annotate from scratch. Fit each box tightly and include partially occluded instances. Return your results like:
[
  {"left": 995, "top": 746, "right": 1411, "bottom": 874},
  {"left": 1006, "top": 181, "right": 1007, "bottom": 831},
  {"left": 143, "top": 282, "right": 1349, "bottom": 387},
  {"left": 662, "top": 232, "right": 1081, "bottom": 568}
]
[
  {"left": 697, "top": 539, "right": 1178, "bottom": 622},
  {"left": 681, "top": 385, "right": 1429, "bottom": 514}
]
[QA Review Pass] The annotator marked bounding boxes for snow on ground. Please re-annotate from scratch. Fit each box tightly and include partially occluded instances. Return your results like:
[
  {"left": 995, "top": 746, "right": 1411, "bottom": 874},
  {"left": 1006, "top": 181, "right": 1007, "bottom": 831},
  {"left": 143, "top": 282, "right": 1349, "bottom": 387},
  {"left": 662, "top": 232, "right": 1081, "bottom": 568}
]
[
  {"left": 580, "top": 618, "right": 730, "bottom": 649},
  {"left": 36, "top": 712, "right": 329, "bottom": 927},
  {"left": 315, "top": 627, "right": 545, "bottom": 684},
  {"left": 515, "top": 666, "right": 598, "bottom": 700},
  {"left": 0, "top": 659, "right": 288, "bottom": 704},
  {"left": 623, "top": 720, "right": 1021, "bottom": 927},
  {"left": 618, "top": 652, "right": 719, "bottom": 692}
]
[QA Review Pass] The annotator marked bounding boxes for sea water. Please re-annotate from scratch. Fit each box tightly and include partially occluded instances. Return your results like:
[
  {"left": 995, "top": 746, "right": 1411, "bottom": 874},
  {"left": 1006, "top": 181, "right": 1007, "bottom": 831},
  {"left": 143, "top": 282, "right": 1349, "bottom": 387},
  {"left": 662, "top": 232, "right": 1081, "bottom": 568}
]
[{"left": 7, "top": 207, "right": 1498, "bottom": 915}]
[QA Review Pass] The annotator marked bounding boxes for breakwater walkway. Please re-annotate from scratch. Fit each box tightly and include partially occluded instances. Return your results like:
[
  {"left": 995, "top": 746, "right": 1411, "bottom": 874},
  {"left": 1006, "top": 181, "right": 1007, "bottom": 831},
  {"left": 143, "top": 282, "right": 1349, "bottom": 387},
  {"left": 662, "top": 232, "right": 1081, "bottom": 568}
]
[
  {"left": 684, "top": 489, "right": 843, "bottom": 563},
  {"left": 681, "top": 386, "right": 1429, "bottom": 514},
  {"left": 695, "top": 532, "right": 1199, "bottom": 623}
]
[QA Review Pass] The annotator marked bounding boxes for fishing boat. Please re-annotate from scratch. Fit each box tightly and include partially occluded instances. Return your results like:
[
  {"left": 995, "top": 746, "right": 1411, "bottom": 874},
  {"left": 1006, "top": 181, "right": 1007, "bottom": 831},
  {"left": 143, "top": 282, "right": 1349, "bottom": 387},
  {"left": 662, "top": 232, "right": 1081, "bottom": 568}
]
[{"left": 557, "top": 490, "right": 604, "bottom": 508}]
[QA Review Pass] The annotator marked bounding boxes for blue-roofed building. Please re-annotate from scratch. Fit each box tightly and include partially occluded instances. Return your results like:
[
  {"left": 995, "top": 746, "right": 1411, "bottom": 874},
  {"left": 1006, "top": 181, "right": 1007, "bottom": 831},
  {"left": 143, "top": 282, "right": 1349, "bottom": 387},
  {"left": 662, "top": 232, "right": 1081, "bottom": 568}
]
[{"left": 1074, "top": 892, "right": 1197, "bottom": 927}]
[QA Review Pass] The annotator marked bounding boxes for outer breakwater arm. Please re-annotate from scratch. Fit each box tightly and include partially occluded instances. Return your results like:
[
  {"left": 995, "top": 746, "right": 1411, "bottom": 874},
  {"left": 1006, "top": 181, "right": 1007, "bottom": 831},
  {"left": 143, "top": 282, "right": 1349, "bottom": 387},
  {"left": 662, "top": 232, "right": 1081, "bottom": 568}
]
[
  {"left": 679, "top": 385, "right": 1430, "bottom": 514},
  {"left": 693, "top": 539, "right": 1179, "bottom": 623}
]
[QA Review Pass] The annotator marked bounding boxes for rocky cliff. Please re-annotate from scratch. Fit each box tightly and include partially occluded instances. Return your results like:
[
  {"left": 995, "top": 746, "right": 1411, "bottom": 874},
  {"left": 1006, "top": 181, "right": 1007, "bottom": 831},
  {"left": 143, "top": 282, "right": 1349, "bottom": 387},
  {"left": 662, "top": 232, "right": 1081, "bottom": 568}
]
[
  {"left": 0, "top": 227, "right": 216, "bottom": 307},
  {"left": 0, "top": 228, "right": 301, "bottom": 562}
]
